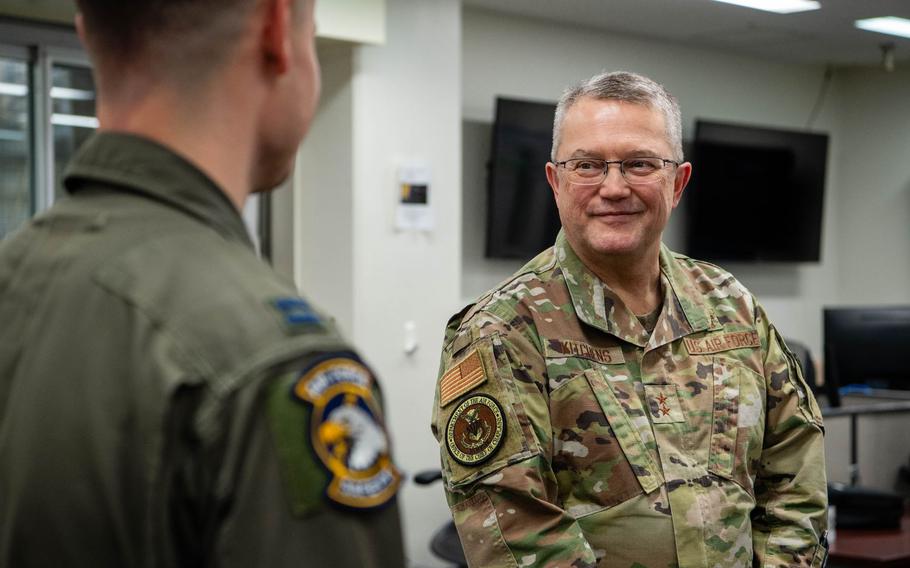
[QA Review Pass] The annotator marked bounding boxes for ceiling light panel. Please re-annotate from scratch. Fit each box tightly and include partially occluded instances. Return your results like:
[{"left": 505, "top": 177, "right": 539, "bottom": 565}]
[
  {"left": 855, "top": 17, "right": 910, "bottom": 40},
  {"left": 712, "top": 0, "right": 821, "bottom": 14}
]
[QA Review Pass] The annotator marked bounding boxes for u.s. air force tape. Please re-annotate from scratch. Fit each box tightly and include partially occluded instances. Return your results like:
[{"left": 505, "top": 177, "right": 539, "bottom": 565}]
[
  {"left": 445, "top": 394, "right": 505, "bottom": 466},
  {"left": 292, "top": 355, "right": 401, "bottom": 509}
]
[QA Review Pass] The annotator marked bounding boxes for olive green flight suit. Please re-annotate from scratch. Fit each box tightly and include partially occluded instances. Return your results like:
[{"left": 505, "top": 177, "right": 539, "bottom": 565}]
[{"left": 0, "top": 133, "right": 404, "bottom": 567}]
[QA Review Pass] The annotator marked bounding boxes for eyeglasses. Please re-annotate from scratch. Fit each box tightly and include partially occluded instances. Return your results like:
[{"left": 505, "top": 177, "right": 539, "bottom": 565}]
[{"left": 553, "top": 157, "right": 680, "bottom": 186}]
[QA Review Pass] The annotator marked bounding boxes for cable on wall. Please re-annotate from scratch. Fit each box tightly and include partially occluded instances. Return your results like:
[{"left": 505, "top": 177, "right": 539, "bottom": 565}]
[{"left": 806, "top": 64, "right": 834, "bottom": 130}]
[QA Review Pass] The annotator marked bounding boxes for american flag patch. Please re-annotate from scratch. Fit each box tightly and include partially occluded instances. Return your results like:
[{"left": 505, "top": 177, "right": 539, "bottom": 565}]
[{"left": 439, "top": 349, "right": 487, "bottom": 407}]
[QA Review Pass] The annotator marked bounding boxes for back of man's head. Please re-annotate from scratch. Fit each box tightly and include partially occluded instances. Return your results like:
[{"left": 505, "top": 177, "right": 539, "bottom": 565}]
[
  {"left": 76, "top": 0, "right": 319, "bottom": 199},
  {"left": 76, "top": 0, "right": 265, "bottom": 84}
]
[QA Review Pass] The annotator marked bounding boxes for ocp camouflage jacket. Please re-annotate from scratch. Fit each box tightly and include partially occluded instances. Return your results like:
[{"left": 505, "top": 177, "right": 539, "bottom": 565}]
[{"left": 432, "top": 230, "right": 828, "bottom": 568}]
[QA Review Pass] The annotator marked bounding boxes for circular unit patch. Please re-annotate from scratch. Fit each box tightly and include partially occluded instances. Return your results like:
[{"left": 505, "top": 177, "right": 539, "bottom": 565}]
[{"left": 445, "top": 394, "right": 505, "bottom": 466}]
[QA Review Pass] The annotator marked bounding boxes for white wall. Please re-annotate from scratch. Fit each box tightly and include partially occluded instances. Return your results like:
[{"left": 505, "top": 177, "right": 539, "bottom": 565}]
[
  {"left": 461, "top": 7, "right": 843, "bottom": 357},
  {"left": 294, "top": 6, "right": 462, "bottom": 565},
  {"left": 316, "top": 0, "right": 386, "bottom": 45},
  {"left": 295, "top": 42, "right": 356, "bottom": 335},
  {"left": 294, "top": 5, "right": 462, "bottom": 565},
  {"left": 350, "top": 1, "right": 462, "bottom": 565},
  {"left": 831, "top": 66, "right": 910, "bottom": 305}
]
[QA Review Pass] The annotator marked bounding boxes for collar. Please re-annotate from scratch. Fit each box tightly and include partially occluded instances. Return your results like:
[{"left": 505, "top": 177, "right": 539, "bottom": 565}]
[
  {"left": 63, "top": 132, "right": 254, "bottom": 249},
  {"left": 554, "top": 230, "right": 717, "bottom": 349}
]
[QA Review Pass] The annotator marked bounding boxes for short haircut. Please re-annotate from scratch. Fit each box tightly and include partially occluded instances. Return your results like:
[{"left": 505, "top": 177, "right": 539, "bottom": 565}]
[
  {"left": 75, "top": 0, "right": 289, "bottom": 82},
  {"left": 551, "top": 71, "right": 684, "bottom": 162}
]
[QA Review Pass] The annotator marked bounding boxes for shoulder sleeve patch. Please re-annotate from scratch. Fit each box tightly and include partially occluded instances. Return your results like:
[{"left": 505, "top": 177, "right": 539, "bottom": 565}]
[
  {"left": 440, "top": 348, "right": 488, "bottom": 407},
  {"left": 435, "top": 336, "right": 538, "bottom": 488},
  {"left": 446, "top": 393, "right": 506, "bottom": 465},
  {"left": 266, "top": 371, "right": 326, "bottom": 517},
  {"left": 268, "top": 353, "right": 402, "bottom": 513}
]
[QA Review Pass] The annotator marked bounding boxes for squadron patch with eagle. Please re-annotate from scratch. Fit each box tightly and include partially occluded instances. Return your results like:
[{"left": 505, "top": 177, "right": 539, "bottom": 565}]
[{"left": 270, "top": 354, "right": 401, "bottom": 512}]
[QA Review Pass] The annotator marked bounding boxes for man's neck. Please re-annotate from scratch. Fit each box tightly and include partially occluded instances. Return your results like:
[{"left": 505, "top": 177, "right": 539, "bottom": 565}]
[
  {"left": 576, "top": 243, "right": 664, "bottom": 316},
  {"left": 95, "top": 76, "right": 257, "bottom": 212}
]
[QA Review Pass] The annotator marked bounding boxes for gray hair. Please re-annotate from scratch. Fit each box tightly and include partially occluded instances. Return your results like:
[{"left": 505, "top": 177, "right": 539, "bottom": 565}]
[{"left": 551, "top": 71, "right": 684, "bottom": 162}]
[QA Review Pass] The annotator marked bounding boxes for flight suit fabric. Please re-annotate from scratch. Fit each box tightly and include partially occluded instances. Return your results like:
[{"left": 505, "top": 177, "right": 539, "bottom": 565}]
[
  {"left": 0, "top": 133, "right": 404, "bottom": 567},
  {"left": 433, "top": 230, "right": 827, "bottom": 568}
]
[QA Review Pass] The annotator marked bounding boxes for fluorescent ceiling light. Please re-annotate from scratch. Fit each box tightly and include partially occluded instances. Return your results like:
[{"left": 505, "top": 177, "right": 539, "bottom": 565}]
[
  {"left": 51, "top": 87, "right": 95, "bottom": 101},
  {"left": 51, "top": 114, "right": 99, "bottom": 129},
  {"left": 855, "top": 17, "right": 910, "bottom": 39},
  {"left": 712, "top": 0, "right": 821, "bottom": 14},
  {"left": 0, "top": 82, "right": 28, "bottom": 97}
]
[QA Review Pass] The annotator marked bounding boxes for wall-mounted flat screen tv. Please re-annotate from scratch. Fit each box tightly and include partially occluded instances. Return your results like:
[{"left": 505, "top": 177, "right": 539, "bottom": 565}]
[
  {"left": 486, "top": 97, "right": 561, "bottom": 259},
  {"left": 686, "top": 120, "right": 828, "bottom": 262}
]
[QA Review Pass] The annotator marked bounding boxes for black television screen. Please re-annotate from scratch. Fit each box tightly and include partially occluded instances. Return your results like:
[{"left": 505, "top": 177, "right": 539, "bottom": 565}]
[
  {"left": 686, "top": 120, "right": 828, "bottom": 262},
  {"left": 823, "top": 306, "right": 910, "bottom": 407},
  {"left": 486, "top": 97, "right": 561, "bottom": 259}
]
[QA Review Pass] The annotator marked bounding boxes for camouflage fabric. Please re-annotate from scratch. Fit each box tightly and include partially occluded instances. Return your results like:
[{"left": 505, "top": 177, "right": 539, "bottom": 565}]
[{"left": 432, "top": 230, "right": 828, "bottom": 568}]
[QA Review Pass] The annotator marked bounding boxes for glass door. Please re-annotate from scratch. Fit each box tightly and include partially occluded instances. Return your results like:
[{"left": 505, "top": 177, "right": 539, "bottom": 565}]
[
  {"left": 0, "top": 49, "right": 32, "bottom": 239},
  {"left": 50, "top": 61, "right": 97, "bottom": 202},
  {"left": 0, "top": 40, "right": 96, "bottom": 240}
]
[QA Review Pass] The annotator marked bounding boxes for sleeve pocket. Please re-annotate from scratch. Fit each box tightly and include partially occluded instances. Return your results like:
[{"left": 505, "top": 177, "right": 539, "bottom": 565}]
[{"left": 451, "top": 491, "right": 518, "bottom": 568}]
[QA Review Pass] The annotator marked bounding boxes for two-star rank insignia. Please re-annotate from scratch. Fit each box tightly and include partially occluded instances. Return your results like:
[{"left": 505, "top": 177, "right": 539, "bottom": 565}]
[
  {"left": 657, "top": 393, "right": 672, "bottom": 416},
  {"left": 645, "top": 385, "right": 686, "bottom": 423}
]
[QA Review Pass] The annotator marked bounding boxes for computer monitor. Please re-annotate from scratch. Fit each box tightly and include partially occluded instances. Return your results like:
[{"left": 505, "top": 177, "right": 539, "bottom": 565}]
[{"left": 823, "top": 306, "right": 910, "bottom": 407}]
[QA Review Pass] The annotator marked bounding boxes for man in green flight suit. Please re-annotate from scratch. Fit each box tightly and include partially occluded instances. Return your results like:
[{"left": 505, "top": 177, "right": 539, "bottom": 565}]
[
  {"left": 0, "top": 0, "right": 404, "bottom": 566},
  {"left": 432, "top": 71, "right": 828, "bottom": 567}
]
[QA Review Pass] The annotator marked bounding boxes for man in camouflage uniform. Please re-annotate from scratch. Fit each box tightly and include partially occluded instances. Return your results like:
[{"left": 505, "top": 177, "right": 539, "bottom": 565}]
[
  {"left": 432, "top": 72, "right": 827, "bottom": 568},
  {"left": 0, "top": 0, "right": 404, "bottom": 565}
]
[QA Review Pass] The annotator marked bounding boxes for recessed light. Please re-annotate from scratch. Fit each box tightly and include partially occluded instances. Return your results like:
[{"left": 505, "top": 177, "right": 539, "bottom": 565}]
[
  {"left": 855, "top": 17, "right": 910, "bottom": 40},
  {"left": 712, "top": 0, "right": 821, "bottom": 14}
]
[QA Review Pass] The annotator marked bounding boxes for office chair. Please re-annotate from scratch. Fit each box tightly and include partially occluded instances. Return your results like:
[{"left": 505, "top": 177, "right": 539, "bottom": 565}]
[
  {"left": 784, "top": 337, "right": 820, "bottom": 394},
  {"left": 414, "top": 470, "right": 467, "bottom": 567}
]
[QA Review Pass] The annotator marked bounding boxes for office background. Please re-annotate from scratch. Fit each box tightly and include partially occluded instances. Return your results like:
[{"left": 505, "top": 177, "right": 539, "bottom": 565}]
[{"left": 2, "top": 0, "right": 908, "bottom": 566}]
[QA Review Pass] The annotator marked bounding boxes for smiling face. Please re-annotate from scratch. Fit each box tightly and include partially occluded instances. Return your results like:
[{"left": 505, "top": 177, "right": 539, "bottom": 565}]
[{"left": 546, "top": 97, "right": 691, "bottom": 267}]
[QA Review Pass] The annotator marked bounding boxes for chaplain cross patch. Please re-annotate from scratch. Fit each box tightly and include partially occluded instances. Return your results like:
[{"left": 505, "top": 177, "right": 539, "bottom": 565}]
[{"left": 644, "top": 384, "right": 686, "bottom": 423}]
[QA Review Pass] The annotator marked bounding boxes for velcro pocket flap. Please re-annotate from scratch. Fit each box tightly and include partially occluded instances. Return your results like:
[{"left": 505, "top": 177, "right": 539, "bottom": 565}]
[
  {"left": 708, "top": 357, "right": 740, "bottom": 479},
  {"left": 584, "top": 368, "right": 664, "bottom": 494}
]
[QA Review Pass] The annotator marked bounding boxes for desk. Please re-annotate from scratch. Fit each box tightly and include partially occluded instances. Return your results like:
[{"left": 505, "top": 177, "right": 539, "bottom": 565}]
[
  {"left": 820, "top": 394, "right": 910, "bottom": 487},
  {"left": 829, "top": 511, "right": 910, "bottom": 567}
]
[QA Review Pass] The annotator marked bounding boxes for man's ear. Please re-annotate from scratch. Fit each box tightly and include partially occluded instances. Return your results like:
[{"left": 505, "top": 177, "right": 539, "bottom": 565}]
[
  {"left": 671, "top": 161, "right": 692, "bottom": 208},
  {"left": 546, "top": 161, "right": 561, "bottom": 200},
  {"left": 261, "top": 0, "right": 293, "bottom": 75},
  {"left": 75, "top": 12, "right": 87, "bottom": 45}
]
